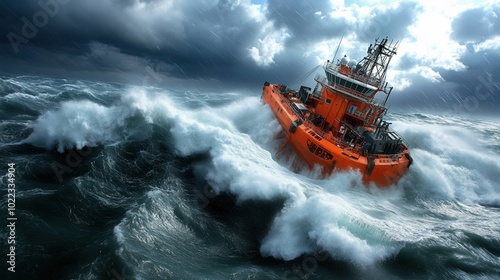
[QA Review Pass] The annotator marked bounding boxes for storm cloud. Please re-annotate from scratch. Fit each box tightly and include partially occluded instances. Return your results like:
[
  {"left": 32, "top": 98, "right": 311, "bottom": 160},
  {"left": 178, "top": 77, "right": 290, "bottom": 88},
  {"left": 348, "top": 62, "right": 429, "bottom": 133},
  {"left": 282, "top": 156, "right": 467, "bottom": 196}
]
[{"left": 0, "top": 0, "right": 499, "bottom": 116}]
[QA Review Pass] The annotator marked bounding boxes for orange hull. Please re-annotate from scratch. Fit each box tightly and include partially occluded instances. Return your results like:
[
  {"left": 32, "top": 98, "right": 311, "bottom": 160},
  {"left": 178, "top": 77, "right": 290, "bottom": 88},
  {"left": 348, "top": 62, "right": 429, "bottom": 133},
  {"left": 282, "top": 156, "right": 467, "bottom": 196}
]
[{"left": 262, "top": 83, "right": 411, "bottom": 187}]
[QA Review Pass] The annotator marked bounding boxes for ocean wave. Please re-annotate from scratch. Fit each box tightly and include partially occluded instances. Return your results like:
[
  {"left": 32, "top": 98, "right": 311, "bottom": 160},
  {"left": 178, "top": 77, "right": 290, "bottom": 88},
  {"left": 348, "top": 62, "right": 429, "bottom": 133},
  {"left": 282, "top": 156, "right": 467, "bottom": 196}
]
[
  {"left": 24, "top": 100, "right": 136, "bottom": 152},
  {"left": 392, "top": 120, "right": 500, "bottom": 205},
  {"left": 260, "top": 194, "right": 402, "bottom": 265},
  {"left": 17, "top": 82, "right": 500, "bottom": 268}
]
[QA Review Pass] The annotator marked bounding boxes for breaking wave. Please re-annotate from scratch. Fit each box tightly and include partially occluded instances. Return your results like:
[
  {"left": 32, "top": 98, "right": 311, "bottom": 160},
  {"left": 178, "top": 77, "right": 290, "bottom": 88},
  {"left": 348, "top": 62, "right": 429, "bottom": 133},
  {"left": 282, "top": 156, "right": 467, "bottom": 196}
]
[{"left": 21, "top": 85, "right": 500, "bottom": 267}]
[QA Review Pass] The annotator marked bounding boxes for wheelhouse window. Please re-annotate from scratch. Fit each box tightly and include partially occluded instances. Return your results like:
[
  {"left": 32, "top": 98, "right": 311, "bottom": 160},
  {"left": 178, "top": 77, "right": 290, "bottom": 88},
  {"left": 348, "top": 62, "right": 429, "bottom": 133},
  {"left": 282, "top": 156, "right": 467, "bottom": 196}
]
[{"left": 328, "top": 72, "right": 375, "bottom": 97}]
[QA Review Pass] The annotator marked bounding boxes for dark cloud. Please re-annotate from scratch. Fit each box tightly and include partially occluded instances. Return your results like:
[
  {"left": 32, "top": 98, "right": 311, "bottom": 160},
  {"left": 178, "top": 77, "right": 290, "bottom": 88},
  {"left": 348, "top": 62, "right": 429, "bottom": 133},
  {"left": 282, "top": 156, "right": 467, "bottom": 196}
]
[
  {"left": 0, "top": 0, "right": 329, "bottom": 89},
  {"left": 390, "top": 74, "right": 499, "bottom": 118},
  {"left": 397, "top": 53, "right": 418, "bottom": 71},
  {"left": 0, "top": 0, "right": 271, "bottom": 86},
  {"left": 356, "top": 1, "right": 421, "bottom": 42},
  {"left": 451, "top": 2, "right": 500, "bottom": 44},
  {"left": 266, "top": 0, "right": 347, "bottom": 43},
  {"left": 264, "top": 1, "right": 420, "bottom": 46},
  {"left": 391, "top": 47, "right": 500, "bottom": 117}
]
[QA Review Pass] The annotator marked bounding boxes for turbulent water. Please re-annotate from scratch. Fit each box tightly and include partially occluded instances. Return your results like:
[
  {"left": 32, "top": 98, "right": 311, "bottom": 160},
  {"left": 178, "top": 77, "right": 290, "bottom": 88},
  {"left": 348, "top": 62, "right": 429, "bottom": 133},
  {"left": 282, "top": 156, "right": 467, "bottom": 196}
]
[{"left": 1, "top": 75, "right": 500, "bottom": 279}]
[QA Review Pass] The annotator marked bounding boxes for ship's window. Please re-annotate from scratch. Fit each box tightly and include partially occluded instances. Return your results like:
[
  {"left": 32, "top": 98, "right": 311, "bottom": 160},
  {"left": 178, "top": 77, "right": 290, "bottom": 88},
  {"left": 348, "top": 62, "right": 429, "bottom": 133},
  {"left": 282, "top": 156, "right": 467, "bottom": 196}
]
[
  {"left": 348, "top": 105, "right": 357, "bottom": 114},
  {"left": 313, "top": 84, "right": 322, "bottom": 98},
  {"left": 326, "top": 99, "right": 331, "bottom": 104}
]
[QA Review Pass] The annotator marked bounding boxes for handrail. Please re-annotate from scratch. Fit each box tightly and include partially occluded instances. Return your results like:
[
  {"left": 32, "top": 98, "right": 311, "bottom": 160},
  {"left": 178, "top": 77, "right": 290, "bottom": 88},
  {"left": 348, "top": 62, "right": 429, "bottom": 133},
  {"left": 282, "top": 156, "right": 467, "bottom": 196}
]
[
  {"left": 316, "top": 73, "right": 388, "bottom": 109},
  {"left": 324, "top": 62, "right": 381, "bottom": 87},
  {"left": 314, "top": 73, "right": 371, "bottom": 103},
  {"left": 302, "top": 121, "right": 363, "bottom": 154}
]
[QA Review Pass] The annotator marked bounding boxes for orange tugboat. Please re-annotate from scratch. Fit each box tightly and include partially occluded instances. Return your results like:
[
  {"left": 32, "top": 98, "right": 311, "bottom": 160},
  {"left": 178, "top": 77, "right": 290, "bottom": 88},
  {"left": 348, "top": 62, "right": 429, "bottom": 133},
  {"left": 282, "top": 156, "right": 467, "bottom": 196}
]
[{"left": 262, "top": 37, "right": 412, "bottom": 187}]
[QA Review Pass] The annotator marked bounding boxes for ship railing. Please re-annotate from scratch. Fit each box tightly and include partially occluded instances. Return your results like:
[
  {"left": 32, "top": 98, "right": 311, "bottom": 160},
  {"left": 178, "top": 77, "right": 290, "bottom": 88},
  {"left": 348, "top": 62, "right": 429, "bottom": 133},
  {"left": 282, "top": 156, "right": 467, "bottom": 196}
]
[
  {"left": 303, "top": 120, "right": 410, "bottom": 159},
  {"left": 331, "top": 79, "right": 382, "bottom": 103},
  {"left": 314, "top": 73, "right": 377, "bottom": 104},
  {"left": 302, "top": 121, "right": 364, "bottom": 154},
  {"left": 366, "top": 151, "right": 406, "bottom": 160},
  {"left": 324, "top": 62, "right": 381, "bottom": 88},
  {"left": 285, "top": 98, "right": 304, "bottom": 117},
  {"left": 314, "top": 73, "right": 328, "bottom": 85},
  {"left": 336, "top": 140, "right": 363, "bottom": 154},
  {"left": 391, "top": 130, "right": 410, "bottom": 148}
]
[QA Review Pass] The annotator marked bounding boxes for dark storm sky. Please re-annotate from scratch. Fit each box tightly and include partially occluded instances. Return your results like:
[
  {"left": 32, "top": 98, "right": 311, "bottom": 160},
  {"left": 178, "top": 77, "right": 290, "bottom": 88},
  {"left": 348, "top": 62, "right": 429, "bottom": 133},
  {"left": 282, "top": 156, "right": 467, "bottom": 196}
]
[{"left": 0, "top": 0, "right": 499, "bottom": 116}]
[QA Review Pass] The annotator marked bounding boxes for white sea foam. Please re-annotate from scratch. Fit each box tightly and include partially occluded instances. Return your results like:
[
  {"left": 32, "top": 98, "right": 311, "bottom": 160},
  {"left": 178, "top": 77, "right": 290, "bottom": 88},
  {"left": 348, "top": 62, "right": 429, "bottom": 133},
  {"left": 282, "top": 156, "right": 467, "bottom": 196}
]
[
  {"left": 260, "top": 193, "right": 404, "bottom": 266},
  {"left": 25, "top": 100, "right": 135, "bottom": 152},
  {"left": 160, "top": 95, "right": 307, "bottom": 202},
  {"left": 392, "top": 120, "right": 500, "bottom": 205}
]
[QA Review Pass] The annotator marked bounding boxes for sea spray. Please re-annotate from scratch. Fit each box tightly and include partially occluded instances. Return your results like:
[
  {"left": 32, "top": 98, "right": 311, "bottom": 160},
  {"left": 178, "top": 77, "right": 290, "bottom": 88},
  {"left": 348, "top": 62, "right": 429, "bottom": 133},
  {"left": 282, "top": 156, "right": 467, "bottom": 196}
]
[
  {"left": 391, "top": 119, "right": 500, "bottom": 205},
  {"left": 24, "top": 100, "right": 136, "bottom": 152},
  {"left": 260, "top": 194, "right": 402, "bottom": 265}
]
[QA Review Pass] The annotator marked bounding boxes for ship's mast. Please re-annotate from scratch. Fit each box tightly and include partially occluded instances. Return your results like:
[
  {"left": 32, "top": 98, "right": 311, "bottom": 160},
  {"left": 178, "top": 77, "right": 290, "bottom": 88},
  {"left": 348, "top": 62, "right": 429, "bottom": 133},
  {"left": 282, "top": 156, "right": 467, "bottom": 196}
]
[
  {"left": 355, "top": 37, "right": 398, "bottom": 90},
  {"left": 332, "top": 34, "right": 344, "bottom": 64}
]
